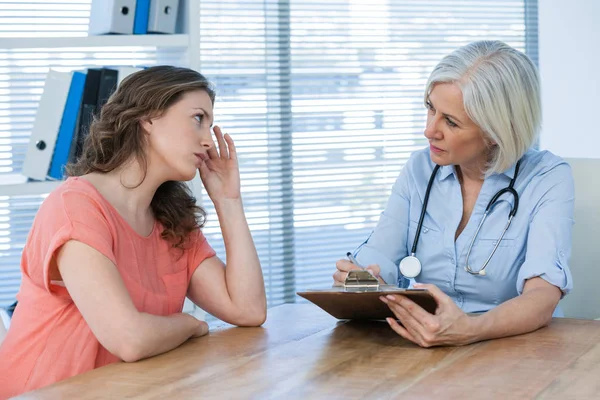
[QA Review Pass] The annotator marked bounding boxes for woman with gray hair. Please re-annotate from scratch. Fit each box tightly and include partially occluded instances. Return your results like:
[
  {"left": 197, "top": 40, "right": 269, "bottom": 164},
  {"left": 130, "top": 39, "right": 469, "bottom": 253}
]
[{"left": 333, "top": 41, "right": 574, "bottom": 347}]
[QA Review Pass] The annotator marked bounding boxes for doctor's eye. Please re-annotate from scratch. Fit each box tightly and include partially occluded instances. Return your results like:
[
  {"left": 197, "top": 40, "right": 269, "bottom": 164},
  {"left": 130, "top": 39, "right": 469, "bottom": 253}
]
[
  {"left": 445, "top": 118, "right": 458, "bottom": 128},
  {"left": 425, "top": 101, "right": 435, "bottom": 112}
]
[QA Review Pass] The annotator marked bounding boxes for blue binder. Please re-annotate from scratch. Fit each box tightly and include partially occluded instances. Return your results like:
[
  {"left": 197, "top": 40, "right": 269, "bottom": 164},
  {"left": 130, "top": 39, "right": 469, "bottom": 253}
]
[
  {"left": 48, "top": 71, "right": 86, "bottom": 180},
  {"left": 133, "top": 0, "right": 151, "bottom": 34}
]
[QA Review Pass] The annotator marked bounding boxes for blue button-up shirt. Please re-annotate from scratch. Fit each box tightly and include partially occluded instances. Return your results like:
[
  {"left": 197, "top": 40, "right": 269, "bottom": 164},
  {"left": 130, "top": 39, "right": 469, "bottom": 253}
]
[{"left": 355, "top": 147, "right": 574, "bottom": 314}]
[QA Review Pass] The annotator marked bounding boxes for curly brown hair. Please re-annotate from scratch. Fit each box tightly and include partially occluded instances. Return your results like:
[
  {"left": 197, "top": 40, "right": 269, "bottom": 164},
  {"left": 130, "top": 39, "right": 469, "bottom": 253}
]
[{"left": 66, "top": 65, "right": 215, "bottom": 251}]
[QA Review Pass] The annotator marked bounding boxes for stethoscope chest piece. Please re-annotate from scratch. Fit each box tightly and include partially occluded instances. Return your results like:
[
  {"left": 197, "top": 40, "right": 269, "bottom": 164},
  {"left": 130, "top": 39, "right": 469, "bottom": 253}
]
[{"left": 399, "top": 255, "right": 422, "bottom": 278}]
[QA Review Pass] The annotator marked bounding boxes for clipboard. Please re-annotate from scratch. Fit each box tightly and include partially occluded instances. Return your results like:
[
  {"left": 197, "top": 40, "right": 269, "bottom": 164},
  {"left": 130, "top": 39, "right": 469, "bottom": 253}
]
[{"left": 297, "top": 270, "right": 437, "bottom": 320}]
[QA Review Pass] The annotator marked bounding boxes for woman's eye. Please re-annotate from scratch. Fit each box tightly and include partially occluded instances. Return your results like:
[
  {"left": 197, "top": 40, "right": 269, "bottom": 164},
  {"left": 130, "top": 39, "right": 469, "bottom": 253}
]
[
  {"left": 194, "top": 114, "right": 203, "bottom": 123},
  {"left": 446, "top": 118, "right": 458, "bottom": 128}
]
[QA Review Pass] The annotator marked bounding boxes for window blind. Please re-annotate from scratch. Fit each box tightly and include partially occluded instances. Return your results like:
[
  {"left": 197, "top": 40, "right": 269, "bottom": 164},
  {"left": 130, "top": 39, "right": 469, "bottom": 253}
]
[
  {"left": 0, "top": 0, "right": 538, "bottom": 312},
  {"left": 198, "top": 0, "right": 538, "bottom": 313},
  {"left": 0, "top": 193, "right": 47, "bottom": 306}
]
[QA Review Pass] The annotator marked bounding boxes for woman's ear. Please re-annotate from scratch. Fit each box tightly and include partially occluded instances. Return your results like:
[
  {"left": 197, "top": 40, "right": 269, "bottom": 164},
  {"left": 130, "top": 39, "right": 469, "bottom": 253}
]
[
  {"left": 140, "top": 118, "right": 153, "bottom": 135},
  {"left": 483, "top": 133, "right": 497, "bottom": 147}
]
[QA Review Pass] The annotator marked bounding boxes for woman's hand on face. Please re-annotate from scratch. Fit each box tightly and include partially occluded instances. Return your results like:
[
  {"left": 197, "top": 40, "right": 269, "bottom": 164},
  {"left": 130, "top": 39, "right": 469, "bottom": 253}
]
[
  {"left": 198, "top": 125, "right": 241, "bottom": 203},
  {"left": 380, "top": 283, "right": 475, "bottom": 347},
  {"left": 333, "top": 260, "right": 385, "bottom": 286}
]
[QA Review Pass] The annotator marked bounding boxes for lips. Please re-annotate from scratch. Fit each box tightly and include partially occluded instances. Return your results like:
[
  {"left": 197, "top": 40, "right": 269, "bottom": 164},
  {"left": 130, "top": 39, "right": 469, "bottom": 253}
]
[{"left": 430, "top": 144, "right": 444, "bottom": 153}]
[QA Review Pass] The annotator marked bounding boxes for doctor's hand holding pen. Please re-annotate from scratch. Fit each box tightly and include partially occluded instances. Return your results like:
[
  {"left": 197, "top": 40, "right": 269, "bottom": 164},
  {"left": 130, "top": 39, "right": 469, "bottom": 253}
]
[{"left": 332, "top": 252, "right": 386, "bottom": 286}]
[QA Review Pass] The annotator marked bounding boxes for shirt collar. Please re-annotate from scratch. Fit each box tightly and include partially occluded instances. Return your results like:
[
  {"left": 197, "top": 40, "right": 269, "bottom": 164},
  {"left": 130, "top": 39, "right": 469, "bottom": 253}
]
[
  {"left": 436, "top": 161, "right": 518, "bottom": 181},
  {"left": 501, "top": 162, "right": 517, "bottom": 180},
  {"left": 437, "top": 164, "right": 455, "bottom": 181}
]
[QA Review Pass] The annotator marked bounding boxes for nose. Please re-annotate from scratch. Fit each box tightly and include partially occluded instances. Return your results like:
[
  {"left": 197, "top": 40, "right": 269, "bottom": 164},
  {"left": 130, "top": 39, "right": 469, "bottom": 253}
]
[
  {"left": 200, "top": 129, "right": 214, "bottom": 149},
  {"left": 424, "top": 114, "right": 443, "bottom": 140}
]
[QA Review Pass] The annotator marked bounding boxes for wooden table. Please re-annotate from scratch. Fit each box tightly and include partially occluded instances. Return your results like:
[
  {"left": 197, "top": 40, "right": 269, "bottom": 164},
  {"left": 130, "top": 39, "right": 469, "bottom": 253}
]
[{"left": 19, "top": 304, "right": 600, "bottom": 399}]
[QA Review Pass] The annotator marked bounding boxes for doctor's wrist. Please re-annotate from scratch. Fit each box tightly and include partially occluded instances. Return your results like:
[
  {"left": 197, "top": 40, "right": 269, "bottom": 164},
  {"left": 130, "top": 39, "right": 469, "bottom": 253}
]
[{"left": 463, "top": 314, "right": 489, "bottom": 344}]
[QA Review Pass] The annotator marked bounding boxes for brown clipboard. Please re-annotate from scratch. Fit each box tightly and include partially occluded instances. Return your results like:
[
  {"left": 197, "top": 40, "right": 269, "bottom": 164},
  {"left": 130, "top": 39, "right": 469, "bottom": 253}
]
[{"left": 296, "top": 270, "right": 437, "bottom": 320}]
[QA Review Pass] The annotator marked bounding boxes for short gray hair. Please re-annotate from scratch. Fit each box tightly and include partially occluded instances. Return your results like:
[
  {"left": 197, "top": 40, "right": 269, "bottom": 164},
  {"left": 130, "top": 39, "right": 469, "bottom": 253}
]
[{"left": 425, "top": 41, "right": 541, "bottom": 175}]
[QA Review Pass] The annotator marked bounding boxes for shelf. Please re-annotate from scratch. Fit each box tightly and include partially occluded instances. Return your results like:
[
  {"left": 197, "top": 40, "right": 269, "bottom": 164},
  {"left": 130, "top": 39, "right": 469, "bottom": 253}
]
[
  {"left": 0, "top": 34, "right": 189, "bottom": 50},
  {"left": 0, "top": 175, "right": 61, "bottom": 197}
]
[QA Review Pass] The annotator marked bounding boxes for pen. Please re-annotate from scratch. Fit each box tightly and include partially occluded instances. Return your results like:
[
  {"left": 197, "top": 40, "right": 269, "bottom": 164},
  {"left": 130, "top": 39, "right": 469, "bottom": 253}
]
[{"left": 346, "top": 252, "right": 364, "bottom": 268}]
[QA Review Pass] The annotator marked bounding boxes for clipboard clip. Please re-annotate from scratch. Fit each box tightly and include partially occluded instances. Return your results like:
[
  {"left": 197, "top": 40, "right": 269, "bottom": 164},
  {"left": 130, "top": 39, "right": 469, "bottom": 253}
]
[{"left": 344, "top": 269, "right": 380, "bottom": 292}]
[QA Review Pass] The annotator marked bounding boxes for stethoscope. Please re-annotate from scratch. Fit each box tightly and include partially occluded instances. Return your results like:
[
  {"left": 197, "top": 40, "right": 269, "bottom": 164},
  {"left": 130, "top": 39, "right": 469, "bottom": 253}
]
[{"left": 399, "top": 160, "right": 521, "bottom": 278}]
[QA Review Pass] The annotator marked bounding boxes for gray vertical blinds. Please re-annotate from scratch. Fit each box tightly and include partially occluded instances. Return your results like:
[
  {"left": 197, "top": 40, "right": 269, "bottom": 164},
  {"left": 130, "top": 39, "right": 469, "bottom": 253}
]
[
  {"left": 0, "top": 1, "right": 537, "bottom": 311},
  {"left": 197, "top": 0, "right": 537, "bottom": 312}
]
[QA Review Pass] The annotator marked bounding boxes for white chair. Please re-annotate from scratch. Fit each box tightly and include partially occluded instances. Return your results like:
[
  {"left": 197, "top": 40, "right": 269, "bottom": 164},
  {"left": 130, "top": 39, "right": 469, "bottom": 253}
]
[{"left": 559, "top": 158, "right": 600, "bottom": 319}]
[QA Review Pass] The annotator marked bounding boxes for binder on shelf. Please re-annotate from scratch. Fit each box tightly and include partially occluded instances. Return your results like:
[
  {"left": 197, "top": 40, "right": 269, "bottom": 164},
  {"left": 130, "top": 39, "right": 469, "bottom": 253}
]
[
  {"left": 48, "top": 71, "right": 87, "bottom": 181},
  {"left": 22, "top": 70, "right": 72, "bottom": 181},
  {"left": 96, "top": 68, "right": 119, "bottom": 107},
  {"left": 88, "top": 0, "right": 136, "bottom": 35},
  {"left": 148, "top": 0, "right": 179, "bottom": 34},
  {"left": 68, "top": 69, "right": 101, "bottom": 164},
  {"left": 133, "top": 0, "right": 151, "bottom": 34},
  {"left": 69, "top": 68, "right": 118, "bottom": 163}
]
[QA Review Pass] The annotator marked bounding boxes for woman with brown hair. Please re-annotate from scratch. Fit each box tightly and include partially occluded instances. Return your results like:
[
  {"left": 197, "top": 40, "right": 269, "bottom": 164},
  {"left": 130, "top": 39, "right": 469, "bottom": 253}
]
[{"left": 0, "top": 66, "right": 266, "bottom": 397}]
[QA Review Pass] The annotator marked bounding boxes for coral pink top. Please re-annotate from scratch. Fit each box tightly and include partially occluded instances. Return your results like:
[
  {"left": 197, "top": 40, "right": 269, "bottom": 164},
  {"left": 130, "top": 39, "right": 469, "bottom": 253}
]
[{"left": 0, "top": 177, "right": 215, "bottom": 398}]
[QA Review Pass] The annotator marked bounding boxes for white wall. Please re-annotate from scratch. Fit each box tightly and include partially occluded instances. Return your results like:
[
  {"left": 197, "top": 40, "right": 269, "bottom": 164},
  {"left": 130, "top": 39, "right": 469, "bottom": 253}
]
[
  {"left": 560, "top": 158, "right": 600, "bottom": 319},
  {"left": 539, "top": 0, "right": 600, "bottom": 158}
]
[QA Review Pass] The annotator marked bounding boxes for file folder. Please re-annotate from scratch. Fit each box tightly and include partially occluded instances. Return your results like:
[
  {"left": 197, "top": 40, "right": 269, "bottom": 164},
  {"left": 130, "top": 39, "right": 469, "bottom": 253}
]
[
  {"left": 96, "top": 68, "right": 119, "bottom": 108},
  {"left": 68, "top": 68, "right": 118, "bottom": 163},
  {"left": 48, "top": 71, "right": 87, "bottom": 180},
  {"left": 133, "top": 0, "right": 151, "bottom": 34},
  {"left": 22, "top": 70, "right": 72, "bottom": 181},
  {"left": 148, "top": 0, "right": 179, "bottom": 34},
  {"left": 297, "top": 270, "right": 437, "bottom": 320},
  {"left": 69, "top": 69, "right": 101, "bottom": 164},
  {"left": 88, "top": 0, "right": 136, "bottom": 35}
]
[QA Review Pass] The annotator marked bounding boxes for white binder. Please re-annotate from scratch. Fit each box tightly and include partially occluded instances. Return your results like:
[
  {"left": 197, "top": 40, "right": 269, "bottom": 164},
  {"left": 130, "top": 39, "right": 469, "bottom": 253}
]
[
  {"left": 148, "top": 0, "right": 180, "bottom": 34},
  {"left": 22, "top": 70, "right": 72, "bottom": 181},
  {"left": 88, "top": 0, "right": 137, "bottom": 35}
]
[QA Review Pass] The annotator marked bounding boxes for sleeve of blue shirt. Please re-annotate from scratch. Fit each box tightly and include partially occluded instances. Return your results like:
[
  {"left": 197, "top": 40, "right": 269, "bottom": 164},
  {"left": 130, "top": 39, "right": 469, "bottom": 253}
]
[
  {"left": 354, "top": 158, "right": 413, "bottom": 288},
  {"left": 516, "top": 162, "right": 574, "bottom": 297}
]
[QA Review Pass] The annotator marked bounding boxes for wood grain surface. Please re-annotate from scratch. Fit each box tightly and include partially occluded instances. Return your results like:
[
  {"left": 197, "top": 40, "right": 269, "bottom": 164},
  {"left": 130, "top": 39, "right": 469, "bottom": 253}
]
[{"left": 18, "top": 304, "right": 600, "bottom": 400}]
